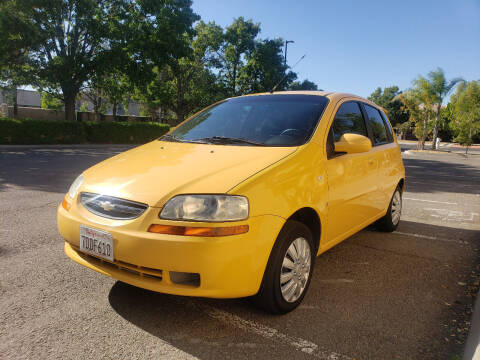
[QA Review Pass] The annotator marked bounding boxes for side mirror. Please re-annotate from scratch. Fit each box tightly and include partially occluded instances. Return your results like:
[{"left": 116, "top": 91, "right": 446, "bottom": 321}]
[{"left": 334, "top": 133, "right": 372, "bottom": 154}]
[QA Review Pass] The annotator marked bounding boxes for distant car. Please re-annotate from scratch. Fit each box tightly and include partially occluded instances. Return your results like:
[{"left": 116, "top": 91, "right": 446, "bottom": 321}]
[{"left": 58, "top": 91, "right": 405, "bottom": 314}]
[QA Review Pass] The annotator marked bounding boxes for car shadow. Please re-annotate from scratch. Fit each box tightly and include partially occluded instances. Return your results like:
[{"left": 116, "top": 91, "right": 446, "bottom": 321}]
[{"left": 108, "top": 220, "right": 480, "bottom": 360}]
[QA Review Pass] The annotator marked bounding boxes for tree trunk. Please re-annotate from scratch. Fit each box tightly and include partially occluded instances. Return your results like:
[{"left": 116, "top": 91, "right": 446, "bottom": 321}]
[
  {"left": 232, "top": 60, "right": 238, "bottom": 96},
  {"left": 431, "top": 105, "right": 441, "bottom": 150},
  {"left": 112, "top": 101, "right": 117, "bottom": 121},
  {"left": 419, "top": 117, "right": 427, "bottom": 150},
  {"left": 12, "top": 87, "right": 18, "bottom": 118},
  {"left": 64, "top": 93, "right": 77, "bottom": 121},
  {"left": 175, "top": 76, "right": 186, "bottom": 125}
]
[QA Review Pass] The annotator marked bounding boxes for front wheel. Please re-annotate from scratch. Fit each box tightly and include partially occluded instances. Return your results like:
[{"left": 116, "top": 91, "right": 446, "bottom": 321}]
[
  {"left": 376, "top": 186, "right": 402, "bottom": 232},
  {"left": 254, "top": 220, "right": 315, "bottom": 314}
]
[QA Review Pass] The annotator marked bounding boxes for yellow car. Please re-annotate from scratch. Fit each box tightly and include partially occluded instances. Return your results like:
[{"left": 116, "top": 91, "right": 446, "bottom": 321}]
[{"left": 58, "top": 91, "right": 405, "bottom": 314}]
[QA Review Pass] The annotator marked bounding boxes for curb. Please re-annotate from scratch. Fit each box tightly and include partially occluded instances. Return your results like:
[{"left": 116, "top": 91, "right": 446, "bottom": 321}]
[
  {"left": 0, "top": 144, "right": 136, "bottom": 150},
  {"left": 463, "top": 290, "right": 480, "bottom": 359},
  {"left": 403, "top": 150, "right": 479, "bottom": 157}
]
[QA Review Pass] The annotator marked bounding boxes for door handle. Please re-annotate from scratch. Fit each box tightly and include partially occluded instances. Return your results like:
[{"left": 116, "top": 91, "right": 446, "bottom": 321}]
[{"left": 368, "top": 159, "right": 375, "bottom": 165}]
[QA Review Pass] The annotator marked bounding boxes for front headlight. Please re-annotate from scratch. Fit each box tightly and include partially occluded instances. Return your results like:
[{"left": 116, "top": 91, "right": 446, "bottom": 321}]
[
  {"left": 160, "top": 195, "right": 249, "bottom": 222},
  {"left": 68, "top": 174, "right": 84, "bottom": 199}
]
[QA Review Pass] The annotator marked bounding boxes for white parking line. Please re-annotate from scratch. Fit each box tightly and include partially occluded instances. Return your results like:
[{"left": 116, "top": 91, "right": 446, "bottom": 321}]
[
  {"left": 407, "top": 180, "right": 477, "bottom": 188},
  {"left": 193, "top": 302, "right": 352, "bottom": 360},
  {"left": 394, "top": 231, "right": 469, "bottom": 245},
  {"left": 404, "top": 197, "right": 457, "bottom": 205},
  {"left": 319, "top": 279, "right": 354, "bottom": 284},
  {"left": 424, "top": 208, "right": 480, "bottom": 222}
]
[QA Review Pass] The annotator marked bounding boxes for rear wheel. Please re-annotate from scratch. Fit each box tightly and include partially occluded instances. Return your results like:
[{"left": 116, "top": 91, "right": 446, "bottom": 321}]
[
  {"left": 254, "top": 220, "right": 315, "bottom": 314},
  {"left": 376, "top": 186, "right": 402, "bottom": 232}
]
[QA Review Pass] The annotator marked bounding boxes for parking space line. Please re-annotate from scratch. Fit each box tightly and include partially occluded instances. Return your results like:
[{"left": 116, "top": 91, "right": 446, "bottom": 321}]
[
  {"left": 403, "top": 197, "right": 458, "bottom": 205},
  {"left": 195, "top": 303, "right": 352, "bottom": 360},
  {"left": 394, "top": 231, "right": 469, "bottom": 245},
  {"left": 407, "top": 180, "right": 478, "bottom": 188}
]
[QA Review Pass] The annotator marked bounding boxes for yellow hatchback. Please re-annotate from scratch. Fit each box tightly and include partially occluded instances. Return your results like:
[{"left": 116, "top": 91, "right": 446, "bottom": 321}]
[{"left": 58, "top": 91, "right": 405, "bottom": 313}]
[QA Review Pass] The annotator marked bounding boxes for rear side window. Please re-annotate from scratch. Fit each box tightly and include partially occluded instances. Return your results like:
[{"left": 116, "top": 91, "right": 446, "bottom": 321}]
[
  {"left": 379, "top": 109, "right": 394, "bottom": 141},
  {"left": 363, "top": 104, "right": 389, "bottom": 145},
  {"left": 331, "top": 102, "right": 367, "bottom": 141}
]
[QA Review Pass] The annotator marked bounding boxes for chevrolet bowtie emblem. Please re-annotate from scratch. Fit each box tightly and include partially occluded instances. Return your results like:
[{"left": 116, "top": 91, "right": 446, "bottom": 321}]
[{"left": 99, "top": 201, "right": 115, "bottom": 212}]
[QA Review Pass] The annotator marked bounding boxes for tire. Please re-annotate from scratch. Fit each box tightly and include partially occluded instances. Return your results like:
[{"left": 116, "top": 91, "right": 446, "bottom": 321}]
[
  {"left": 375, "top": 186, "right": 402, "bottom": 232},
  {"left": 253, "top": 220, "right": 315, "bottom": 314}
]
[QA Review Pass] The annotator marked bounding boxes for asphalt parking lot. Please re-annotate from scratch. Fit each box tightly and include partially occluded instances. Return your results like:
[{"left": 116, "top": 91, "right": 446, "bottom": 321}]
[{"left": 1, "top": 144, "right": 479, "bottom": 360}]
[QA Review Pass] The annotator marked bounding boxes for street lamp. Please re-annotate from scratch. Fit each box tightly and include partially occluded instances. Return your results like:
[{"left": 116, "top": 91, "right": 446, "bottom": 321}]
[{"left": 284, "top": 40, "right": 294, "bottom": 67}]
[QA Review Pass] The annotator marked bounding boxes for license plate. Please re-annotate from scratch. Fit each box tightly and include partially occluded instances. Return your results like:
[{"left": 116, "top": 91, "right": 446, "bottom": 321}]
[{"left": 79, "top": 225, "right": 114, "bottom": 261}]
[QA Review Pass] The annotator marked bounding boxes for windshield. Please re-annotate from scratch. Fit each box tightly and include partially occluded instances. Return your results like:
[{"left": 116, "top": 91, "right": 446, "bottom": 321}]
[{"left": 164, "top": 94, "right": 329, "bottom": 146}]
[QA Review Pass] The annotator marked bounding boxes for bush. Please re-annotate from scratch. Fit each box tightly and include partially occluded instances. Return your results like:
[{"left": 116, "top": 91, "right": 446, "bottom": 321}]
[
  {"left": 0, "top": 117, "right": 86, "bottom": 144},
  {"left": 0, "top": 118, "right": 170, "bottom": 144},
  {"left": 83, "top": 121, "right": 169, "bottom": 143}
]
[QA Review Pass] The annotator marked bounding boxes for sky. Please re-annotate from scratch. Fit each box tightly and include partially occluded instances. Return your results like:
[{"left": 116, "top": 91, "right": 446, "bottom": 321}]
[{"left": 191, "top": 0, "right": 480, "bottom": 99}]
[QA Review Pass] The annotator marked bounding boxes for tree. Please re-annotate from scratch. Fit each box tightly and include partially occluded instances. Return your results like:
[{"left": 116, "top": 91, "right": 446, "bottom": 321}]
[
  {"left": 83, "top": 73, "right": 108, "bottom": 121},
  {"left": 134, "top": 21, "right": 225, "bottom": 125},
  {"left": 0, "top": 0, "right": 37, "bottom": 117},
  {"left": 238, "top": 38, "right": 296, "bottom": 94},
  {"left": 102, "top": 70, "right": 132, "bottom": 120},
  {"left": 41, "top": 92, "right": 63, "bottom": 110},
  {"left": 397, "top": 88, "right": 435, "bottom": 150},
  {"left": 368, "top": 86, "right": 409, "bottom": 126},
  {"left": 450, "top": 81, "right": 480, "bottom": 154},
  {"left": 218, "top": 17, "right": 260, "bottom": 96},
  {"left": 414, "top": 68, "right": 463, "bottom": 150},
  {"left": 1, "top": 0, "right": 198, "bottom": 121},
  {"left": 288, "top": 79, "right": 318, "bottom": 91}
]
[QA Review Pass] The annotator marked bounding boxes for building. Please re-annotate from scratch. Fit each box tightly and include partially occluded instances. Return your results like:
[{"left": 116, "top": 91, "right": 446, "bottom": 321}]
[{"left": 0, "top": 89, "right": 141, "bottom": 116}]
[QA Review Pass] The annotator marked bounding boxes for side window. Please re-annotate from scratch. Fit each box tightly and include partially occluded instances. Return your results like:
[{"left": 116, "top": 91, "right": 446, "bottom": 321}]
[
  {"left": 326, "top": 102, "right": 367, "bottom": 159},
  {"left": 379, "top": 109, "right": 394, "bottom": 142},
  {"left": 363, "top": 104, "right": 389, "bottom": 145},
  {"left": 331, "top": 102, "right": 367, "bottom": 141}
]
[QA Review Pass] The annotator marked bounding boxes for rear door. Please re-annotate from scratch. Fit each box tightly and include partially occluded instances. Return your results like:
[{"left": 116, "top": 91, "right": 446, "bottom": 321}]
[
  {"left": 324, "top": 100, "right": 381, "bottom": 244},
  {"left": 361, "top": 103, "right": 398, "bottom": 205}
]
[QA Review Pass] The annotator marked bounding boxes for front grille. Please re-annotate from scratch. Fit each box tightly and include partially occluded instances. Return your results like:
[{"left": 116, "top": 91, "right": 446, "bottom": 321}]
[
  {"left": 80, "top": 192, "right": 148, "bottom": 220},
  {"left": 73, "top": 245, "right": 163, "bottom": 281}
]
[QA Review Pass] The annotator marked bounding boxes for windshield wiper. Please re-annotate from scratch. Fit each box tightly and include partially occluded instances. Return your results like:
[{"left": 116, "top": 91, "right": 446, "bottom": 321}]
[
  {"left": 193, "top": 136, "right": 266, "bottom": 146},
  {"left": 160, "top": 134, "right": 209, "bottom": 144}
]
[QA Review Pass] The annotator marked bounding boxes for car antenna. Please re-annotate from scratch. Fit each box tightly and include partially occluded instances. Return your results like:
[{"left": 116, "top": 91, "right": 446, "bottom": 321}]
[{"left": 270, "top": 54, "right": 306, "bottom": 94}]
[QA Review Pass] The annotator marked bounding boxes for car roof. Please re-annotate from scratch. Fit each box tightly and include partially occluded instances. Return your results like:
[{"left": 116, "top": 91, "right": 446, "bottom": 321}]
[{"left": 240, "top": 91, "right": 383, "bottom": 111}]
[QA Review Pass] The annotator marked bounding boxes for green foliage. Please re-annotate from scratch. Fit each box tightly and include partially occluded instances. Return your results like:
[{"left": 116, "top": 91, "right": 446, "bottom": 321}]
[
  {"left": 41, "top": 92, "right": 63, "bottom": 111},
  {"left": 220, "top": 17, "right": 261, "bottom": 95},
  {"left": 368, "top": 86, "right": 409, "bottom": 126},
  {"left": 288, "top": 80, "right": 318, "bottom": 91},
  {"left": 0, "top": 117, "right": 85, "bottom": 144},
  {"left": 396, "top": 89, "right": 434, "bottom": 149},
  {"left": 78, "top": 102, "right": 89, "bottom": 112},
  {"left": 239, "top": 38, "right": 295, "bottom": 93},
  {"left": 413, "top": 68, "right": 463, "bottom": 149},
  {"left": 134, "top": 21, "right": 226, "bottom": 125},
  {"left": 0, "top": 117, "right": 169, "bottom": 144},
  {"left": 450, "top": 80, "right": 480, "bottom": 149},
  {"left": 1, "top": 0, "right": 198, "bottom": 121},
  {"left": 83, "top": 121, "right": 169, "bottom": 143},
  {"left": 396, "top": 121, "right": 412, "bottom": 135}
]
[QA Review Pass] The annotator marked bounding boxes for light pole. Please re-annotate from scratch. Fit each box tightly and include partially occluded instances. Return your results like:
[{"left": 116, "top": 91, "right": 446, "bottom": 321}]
[{"left": 284, "top": 40, "right": 294, "bottom": 67}]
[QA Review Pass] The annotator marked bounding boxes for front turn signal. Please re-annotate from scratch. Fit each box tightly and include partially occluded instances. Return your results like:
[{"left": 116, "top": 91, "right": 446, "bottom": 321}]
[
  {"left": 148, "top": 224, "right": 249, "bottom": 237},
  {"left": 62, "top": 196, "right": 71, "bottom": 211}
]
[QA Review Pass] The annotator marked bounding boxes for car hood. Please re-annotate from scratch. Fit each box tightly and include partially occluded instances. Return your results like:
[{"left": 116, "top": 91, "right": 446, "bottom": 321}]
[{"left": 81, "top": 140, "right": 297, "bottom": 207}]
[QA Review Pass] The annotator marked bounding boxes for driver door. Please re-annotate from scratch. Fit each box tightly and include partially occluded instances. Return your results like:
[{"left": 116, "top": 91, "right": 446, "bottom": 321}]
[{"left": 324, "top": 101, "right": 380, "bottom": 245}]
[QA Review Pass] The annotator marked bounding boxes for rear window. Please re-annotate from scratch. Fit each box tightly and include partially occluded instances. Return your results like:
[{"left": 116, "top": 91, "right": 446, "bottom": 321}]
[
  {"left": 363, "top": 104, "right": 389, "bottom": 145},
  {"left": 167, "top": 95, "right": 329, "bottom": 146}
]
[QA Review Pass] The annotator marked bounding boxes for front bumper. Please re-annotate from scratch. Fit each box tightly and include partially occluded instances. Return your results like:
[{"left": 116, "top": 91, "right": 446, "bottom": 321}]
[{"left": 58, "top": 203, "right": 284, "bottom": 298}]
